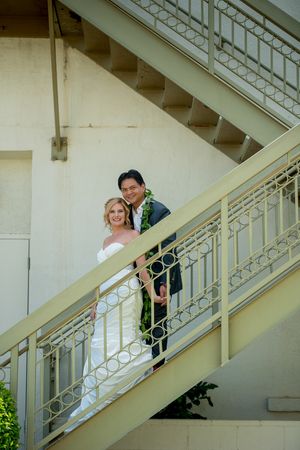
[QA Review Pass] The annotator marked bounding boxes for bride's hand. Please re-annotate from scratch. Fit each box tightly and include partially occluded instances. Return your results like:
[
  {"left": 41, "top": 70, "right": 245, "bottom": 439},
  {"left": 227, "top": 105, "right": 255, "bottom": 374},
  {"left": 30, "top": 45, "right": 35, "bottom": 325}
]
[
  {"left": 90, "top": 305, "right": 97, "bottom": 321},
  {"left": 153, "top": 295, "right": 167, "bottom": 306}
]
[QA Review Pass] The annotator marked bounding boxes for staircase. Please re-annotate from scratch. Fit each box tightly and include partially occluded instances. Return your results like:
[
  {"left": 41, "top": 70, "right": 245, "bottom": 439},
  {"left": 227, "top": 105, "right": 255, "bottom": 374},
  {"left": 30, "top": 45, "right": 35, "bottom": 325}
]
[
  {"left": 1, "top": 124, "right": 300, "bottom": 449},
  {"left": 52, "top": 0, "right": 299, "bottom": 162}
]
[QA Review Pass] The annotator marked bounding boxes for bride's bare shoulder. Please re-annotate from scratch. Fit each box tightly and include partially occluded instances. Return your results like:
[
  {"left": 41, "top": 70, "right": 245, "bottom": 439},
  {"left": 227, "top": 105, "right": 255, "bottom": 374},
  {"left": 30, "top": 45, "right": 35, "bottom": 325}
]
[{"left": 127, "top": 229, "right": 140, "bottom": 240}]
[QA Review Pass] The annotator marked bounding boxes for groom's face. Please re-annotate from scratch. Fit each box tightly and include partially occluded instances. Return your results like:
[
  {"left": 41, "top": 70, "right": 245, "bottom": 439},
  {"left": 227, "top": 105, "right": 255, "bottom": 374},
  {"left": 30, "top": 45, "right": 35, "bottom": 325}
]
[{"left": 120, "top": 178, "right": 145, "bottom": 209}]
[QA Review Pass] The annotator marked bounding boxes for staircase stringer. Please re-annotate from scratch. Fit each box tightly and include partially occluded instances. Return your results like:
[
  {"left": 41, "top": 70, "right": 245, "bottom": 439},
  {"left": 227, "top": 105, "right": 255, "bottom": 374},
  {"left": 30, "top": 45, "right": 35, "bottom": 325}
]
[{"left": 59, "top": 0, "right": 288, "bottom": 146}]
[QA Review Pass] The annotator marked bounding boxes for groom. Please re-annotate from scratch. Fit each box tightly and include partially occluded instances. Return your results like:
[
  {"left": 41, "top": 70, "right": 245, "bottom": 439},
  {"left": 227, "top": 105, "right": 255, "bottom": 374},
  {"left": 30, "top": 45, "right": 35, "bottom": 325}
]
[{"left": 118, "top": 169, "right": 182, "bottom": 369}]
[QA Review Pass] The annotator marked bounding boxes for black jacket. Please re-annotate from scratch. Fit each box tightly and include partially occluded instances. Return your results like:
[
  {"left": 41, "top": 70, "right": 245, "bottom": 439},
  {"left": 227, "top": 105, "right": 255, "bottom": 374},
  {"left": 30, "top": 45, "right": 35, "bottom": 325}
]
[{"left": 130, "top": 199, "right": 182, "bottom": 295}]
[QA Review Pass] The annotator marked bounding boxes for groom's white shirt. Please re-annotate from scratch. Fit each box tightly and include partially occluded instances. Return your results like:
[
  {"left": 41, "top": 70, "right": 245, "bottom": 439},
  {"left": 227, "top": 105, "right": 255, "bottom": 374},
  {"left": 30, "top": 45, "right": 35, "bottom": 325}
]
[{"left": 132, "top": 199, "right": 146, "bottom": 232}]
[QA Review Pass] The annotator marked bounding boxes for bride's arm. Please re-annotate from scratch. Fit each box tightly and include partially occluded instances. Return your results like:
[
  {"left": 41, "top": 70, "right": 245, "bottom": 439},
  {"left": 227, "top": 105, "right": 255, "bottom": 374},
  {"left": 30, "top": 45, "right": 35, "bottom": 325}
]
[{"left": 135, "top": 254, "right": 166, "bottom": 305}]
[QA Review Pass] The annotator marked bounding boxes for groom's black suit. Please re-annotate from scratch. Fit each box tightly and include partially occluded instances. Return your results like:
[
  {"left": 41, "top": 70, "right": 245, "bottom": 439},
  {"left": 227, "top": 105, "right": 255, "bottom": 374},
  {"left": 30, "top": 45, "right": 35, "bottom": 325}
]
[{"left": 130, "top": 199, "right": 182, "bottom": 365}]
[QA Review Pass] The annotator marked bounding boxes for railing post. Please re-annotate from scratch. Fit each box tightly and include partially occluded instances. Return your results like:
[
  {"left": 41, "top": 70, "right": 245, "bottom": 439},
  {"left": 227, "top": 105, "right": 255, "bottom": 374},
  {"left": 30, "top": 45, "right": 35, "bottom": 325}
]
[
  {"left": 10, "top": 345, "right": 19, "bottom": 402},
  {"left": 221, "top": 196, "right": 229, "bottom": 366},
  {"left": 208, "top": 0, "right": 215, "bottom": 74},
  {"left": 26, "top": 333, "right": 37, "bottom": 450}
]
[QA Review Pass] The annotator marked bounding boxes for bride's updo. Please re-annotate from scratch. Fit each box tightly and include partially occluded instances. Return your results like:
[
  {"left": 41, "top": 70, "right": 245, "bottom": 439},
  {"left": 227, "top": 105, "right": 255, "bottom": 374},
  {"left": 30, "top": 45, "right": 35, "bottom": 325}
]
[{"left": 103, "top": 197, "right": 131, "bottom": 228}]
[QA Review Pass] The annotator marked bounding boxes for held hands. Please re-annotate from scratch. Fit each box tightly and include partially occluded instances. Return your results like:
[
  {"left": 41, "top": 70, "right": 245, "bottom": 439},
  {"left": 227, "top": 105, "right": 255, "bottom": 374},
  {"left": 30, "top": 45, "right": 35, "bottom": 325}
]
[
  {"left": 90, "top": 304, "right": 97, "bottom": 321},
  {"left": 153, "top": 294, "right": 167, "bottom": 307},
  {"left": 159, "top": 283, "right": 167, "bottom": 298}
]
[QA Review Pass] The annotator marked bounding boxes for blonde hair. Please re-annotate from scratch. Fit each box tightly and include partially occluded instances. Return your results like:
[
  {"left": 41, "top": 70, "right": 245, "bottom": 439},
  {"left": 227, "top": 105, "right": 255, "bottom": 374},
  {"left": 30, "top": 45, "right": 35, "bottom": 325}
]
[{"left": 103, "top": 197, "right": 131, "bottom": 228}]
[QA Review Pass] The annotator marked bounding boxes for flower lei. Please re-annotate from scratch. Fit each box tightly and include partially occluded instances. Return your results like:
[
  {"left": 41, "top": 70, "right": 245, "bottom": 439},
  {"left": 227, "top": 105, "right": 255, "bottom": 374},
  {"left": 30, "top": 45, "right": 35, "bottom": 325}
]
[{"left": 140, "top": 189, "right": 154, "bottom": 334}]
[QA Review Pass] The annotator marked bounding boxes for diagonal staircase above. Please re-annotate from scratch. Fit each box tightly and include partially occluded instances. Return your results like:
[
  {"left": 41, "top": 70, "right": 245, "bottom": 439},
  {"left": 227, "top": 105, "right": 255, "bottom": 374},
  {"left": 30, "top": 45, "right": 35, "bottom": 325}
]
[
  {"left": 53, "top": 0, "right": 299, "bottom": 161},
  {"left": 1, "top": 0, "right": 298, "bottom": 161}
]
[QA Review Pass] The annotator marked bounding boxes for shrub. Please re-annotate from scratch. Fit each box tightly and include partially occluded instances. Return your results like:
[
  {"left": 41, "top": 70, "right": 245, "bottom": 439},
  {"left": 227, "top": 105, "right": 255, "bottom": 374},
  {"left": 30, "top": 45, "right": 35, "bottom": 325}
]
[
  {"left": 0, "top": 382, "right": 20, "bottom": 449},
  {"left": 153, "top": 381, "right": 218, "bottom": 419}
]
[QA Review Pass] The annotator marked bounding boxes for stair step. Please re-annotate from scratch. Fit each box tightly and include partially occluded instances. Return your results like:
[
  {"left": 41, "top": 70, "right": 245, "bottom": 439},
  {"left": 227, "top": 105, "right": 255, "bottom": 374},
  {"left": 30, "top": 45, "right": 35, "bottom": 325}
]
[
  {"left": 112, "top": 71, "right": 137, "bottom": 89},
  {"left": 189, "top": 99, "right": 219, "bottom": 126},
  {"left": 110, "top": 39, "right": 137, "bottom": 71},
  {"left": 214, "top": 117, "right": 245, "bottom": 144},
  {"left": 164, "top": 106, "right": 191, "bottom": 126},
  {"left": 139, "top": 89, "right": 164, "bottom": 107},
  {"left": 82, "top": 19, "right": 110, "bottom": 53},
  {"left": 137, "top": 60, "right": 165, "bottom": 89},
  {"left": 163, "top": 79, "right": 193, "bottom": 107}
]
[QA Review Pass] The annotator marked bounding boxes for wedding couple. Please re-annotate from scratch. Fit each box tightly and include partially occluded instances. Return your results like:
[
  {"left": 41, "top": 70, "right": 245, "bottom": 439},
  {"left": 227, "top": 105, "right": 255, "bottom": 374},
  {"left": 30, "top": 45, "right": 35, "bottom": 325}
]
[{"left": 67, "top": 169, "right": 182, "bottom": 431}]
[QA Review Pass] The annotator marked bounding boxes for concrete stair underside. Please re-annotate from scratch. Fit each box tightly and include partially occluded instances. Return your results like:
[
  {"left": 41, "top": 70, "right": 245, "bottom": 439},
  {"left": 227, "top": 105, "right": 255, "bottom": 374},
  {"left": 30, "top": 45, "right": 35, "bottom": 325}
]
[{"left": 59, "top": 13, "right": 262, "bottom": 163}]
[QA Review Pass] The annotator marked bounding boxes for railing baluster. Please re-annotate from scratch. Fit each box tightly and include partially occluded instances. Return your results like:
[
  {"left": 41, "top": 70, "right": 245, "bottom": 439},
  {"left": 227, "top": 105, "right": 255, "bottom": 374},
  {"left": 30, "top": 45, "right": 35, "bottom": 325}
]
[
  {"left": 264, "top": 198, "right": 268, "bottom": 245},
  {"left": 295, "top": 176, "right": 299, "bottom": 224},
  {"left": 208, "top": 0, "right": 215, "bottom": 73},
  {"left": 297, "top": 66, "right": 300, "bottom": 102},
  {"left": 257, "top": 38, "right": 261, "bottom": 74},
  {"left": 279, "top": 188, "right": 284, "bottom": 233},
  {"left": 218, "top": 10, "right": 222, "bottom": 47},
  {"left": 212, "top": 232, "right": 219, "bottom": 316},
  {"left": 182, "top": 255, "right": 186, "bottom": 305},
  {"left": 189, "top": 263, "right": 193, "bottom": 302},
  {"left": 70, "top": 334, "right": 75, "bottom": 386},
  {"left": 244, "top": 28, "right": 247, "bottom": 65},
  {"left": 197, "top": 246, "right": 202, "bottom": 294},
  {"left": 87, "top": 320, "right": 92, "bottom": 372},
  {"left": 233, "top": 221, "right": 238, "bottom": 267},
  {"left": 249, "top": 209, "right": 253, "bottom": 255},
  {"left": 119, "top": 302, "right": 123, "bottom": 349},
  {"left": 203, "top": 253, "right": 207, "bottom": 289},
  {"left": 103, "top": 314, "right": 108, "bottom": 361},
  {"left": 231, "top": 19, "right": 234, "bottom": 55},
  {"left": 55, "top": 347, "right": 60, "bottom": 397},
  {"left": 10, "top": 345, "right": 19, "bottom": 402},
  {"left": 135, "top": 291, "right": 140, "bottom": 337},
  {"left": 212, "top": 234, "right": 217, "bottom": 284},
  {"left": 283, "top": 57, "right": 287, "bottom": 92},
  {"left": 26, "top": 332, "right": 37, "bottom": 450},
  {"left": 200, "top": 0, "right": 204, "bottom": 35},
  {"left": 221, "top": 197, "right": 229, "bottom": 366},
  {"left": 270, "top": 47, "right": 274, "bottom": 84},
  {"left": 166, "top": 269, "right": 171, "bottom": 316}
]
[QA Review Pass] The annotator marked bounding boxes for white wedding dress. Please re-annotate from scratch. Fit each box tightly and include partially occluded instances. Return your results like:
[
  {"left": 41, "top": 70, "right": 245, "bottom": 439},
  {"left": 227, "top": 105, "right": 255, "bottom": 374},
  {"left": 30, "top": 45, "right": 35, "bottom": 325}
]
[{"left": 67, "top": 243, "right": 152, "bottom": 431}]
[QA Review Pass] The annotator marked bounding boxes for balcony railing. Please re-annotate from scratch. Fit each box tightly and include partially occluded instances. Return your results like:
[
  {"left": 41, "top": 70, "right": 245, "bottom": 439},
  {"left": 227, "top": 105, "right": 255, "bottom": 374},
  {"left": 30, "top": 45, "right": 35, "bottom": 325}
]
[{"left": 111, "top": 0, "right": 300, "bottom": 125}]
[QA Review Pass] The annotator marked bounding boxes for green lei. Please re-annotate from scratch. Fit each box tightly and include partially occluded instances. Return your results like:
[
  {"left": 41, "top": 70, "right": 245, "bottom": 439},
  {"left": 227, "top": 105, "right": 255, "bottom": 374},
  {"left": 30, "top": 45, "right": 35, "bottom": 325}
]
[{"left": 140, "top": 189, "right": 154, "bottom": 334}]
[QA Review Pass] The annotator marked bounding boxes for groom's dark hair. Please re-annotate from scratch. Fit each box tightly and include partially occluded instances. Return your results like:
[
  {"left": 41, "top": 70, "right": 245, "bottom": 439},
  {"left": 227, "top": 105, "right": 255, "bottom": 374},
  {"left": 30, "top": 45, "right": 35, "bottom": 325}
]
[{"left": 118, "top": 169, "right": 145, "bottom": 189}]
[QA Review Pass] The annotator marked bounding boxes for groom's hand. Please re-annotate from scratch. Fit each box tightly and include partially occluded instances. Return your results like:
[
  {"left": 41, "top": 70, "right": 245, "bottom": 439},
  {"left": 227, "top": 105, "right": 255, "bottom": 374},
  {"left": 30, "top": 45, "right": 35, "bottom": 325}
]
[
  {"left": 153, "top": 295, "right": 167, "bottom": 306},
  {"left": 159, "top": 283, "right": 167, "bottom": 299}
]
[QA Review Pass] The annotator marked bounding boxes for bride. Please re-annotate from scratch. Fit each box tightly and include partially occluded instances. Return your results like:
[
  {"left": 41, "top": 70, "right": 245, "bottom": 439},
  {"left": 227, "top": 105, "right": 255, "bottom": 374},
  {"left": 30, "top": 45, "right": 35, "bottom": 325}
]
[{"left": 67, "top": 197, "right": 164, "bottom": 431}]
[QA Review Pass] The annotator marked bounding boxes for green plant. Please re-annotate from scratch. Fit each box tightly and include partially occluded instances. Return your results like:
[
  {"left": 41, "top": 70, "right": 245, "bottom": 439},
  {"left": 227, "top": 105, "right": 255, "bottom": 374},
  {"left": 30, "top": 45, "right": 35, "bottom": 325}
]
[
  {"left": 152, "top": 381, "right": 218, "bottom": 419},
  {"left": 0, "top": 382, "right": 20, "bottom": 449}
]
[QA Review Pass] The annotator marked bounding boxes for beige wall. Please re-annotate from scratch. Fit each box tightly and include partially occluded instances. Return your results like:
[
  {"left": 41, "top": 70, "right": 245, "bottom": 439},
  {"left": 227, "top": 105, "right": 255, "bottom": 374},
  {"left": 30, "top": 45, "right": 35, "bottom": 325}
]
[
  {"left": 109, "top": 419, "right": 300, "bottom": 450},
  {"left": 0, "top": 154, "right": 32, "bottom": 234},
  {"left": 0, "top": 37, "right": 236, "bottom": 311},
  {"left": 200, "top": 308, "right": 300, "bottom": 421}
]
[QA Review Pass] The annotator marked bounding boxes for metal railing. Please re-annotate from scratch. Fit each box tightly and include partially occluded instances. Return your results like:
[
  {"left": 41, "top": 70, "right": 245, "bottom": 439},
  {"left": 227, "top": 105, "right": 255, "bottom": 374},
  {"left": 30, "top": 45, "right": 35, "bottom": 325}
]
[
  {"left": 112, "top": 0, "right": 300, "bottom": 125},
  {"left": 1, "top": 125, "right": 300, "bottom": 448}
]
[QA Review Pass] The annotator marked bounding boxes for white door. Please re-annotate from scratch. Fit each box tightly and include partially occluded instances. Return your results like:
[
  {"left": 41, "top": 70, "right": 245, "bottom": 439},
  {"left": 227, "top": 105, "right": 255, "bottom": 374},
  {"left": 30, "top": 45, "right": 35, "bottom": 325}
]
[
  {"left": 0, "top": 238, "right": 29, "bottom": 334},
  {"left": 0, "top": 238, "right": 29, "bottom": 449}
]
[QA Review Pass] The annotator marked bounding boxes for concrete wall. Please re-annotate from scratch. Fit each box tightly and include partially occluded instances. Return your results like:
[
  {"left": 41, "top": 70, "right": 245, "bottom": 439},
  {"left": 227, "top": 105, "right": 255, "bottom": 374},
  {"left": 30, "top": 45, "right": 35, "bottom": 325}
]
[
  {"left": 0, "top": 37, "right": 235, "bottom": 313},
  {"left": 109, "top": 420, "right": 300, "bottom": 450},
  {"left": 200, "top": 308, "right": 300, "bottom": 421}
]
